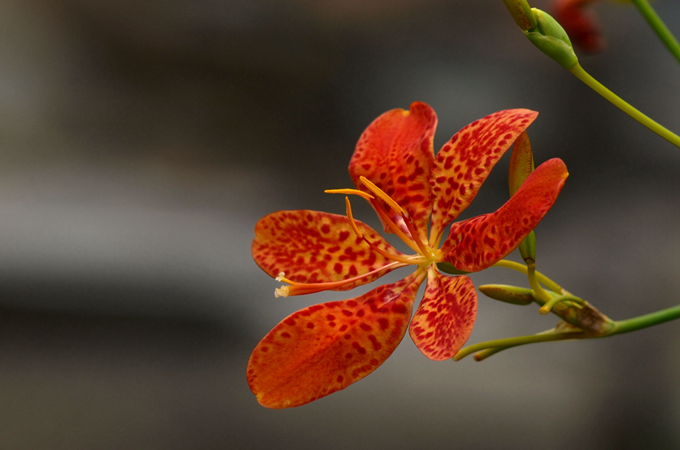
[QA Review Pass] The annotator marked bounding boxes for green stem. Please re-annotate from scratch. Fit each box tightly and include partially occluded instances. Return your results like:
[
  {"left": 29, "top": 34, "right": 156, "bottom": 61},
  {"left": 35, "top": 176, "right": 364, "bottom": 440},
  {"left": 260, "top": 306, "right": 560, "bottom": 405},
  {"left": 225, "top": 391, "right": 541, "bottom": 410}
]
[
  {"left": 568, "top": 63, "right": 680, "bottom": 148},
  {"left": 527, "top": 263, "right": 552, "bottom": 303},
  {"left": 473, "top": 346, "right": 510, "bottom": 361},
  {"left": 453, "top": 330, "right": 582, "bottom": 361},
  {"left": 612, "top": 304, "right": 680, "bottom": 335},
  {"left": 492, "top": 259, "right": 562, "bottom": 293},
  {"left": 630, "top": 0, "right": 680, "bottom": 65}
]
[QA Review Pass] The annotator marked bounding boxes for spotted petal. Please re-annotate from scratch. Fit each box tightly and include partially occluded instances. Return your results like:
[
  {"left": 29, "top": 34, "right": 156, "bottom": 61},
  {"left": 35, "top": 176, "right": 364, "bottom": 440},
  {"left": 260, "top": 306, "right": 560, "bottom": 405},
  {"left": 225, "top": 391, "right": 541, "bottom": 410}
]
[
  {"left": 349, "top": 102, "right": 437, "bottom": 243},
  {"left": 247, "top": 271, "right": 426, "bottom": 409},
  {"left": 441, "top": 158, "right": 568, "bottom": 272},
  {"left": 252, "top": 210, "right": 404, "bottom": 291},
  {"left": 429, "top": 109, "right": 538, "bottom": 242},
  {"left": 409, "top": 268, "right": 477, "bottom": 361}
]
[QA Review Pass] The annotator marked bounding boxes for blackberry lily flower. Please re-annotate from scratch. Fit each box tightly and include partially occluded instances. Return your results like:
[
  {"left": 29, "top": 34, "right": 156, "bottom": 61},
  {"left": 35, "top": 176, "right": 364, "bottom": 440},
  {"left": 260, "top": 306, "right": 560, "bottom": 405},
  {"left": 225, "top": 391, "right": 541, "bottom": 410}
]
[{"left": 248, "top": 102, "right": 568, "bottom": 408}]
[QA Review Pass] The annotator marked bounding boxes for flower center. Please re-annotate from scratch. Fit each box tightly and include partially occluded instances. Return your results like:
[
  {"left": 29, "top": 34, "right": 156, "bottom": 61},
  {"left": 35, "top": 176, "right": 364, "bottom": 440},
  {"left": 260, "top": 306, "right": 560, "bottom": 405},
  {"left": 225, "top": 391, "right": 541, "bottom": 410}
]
[{"left": 274, "top": 178, "right": 437, "bottom": 298}]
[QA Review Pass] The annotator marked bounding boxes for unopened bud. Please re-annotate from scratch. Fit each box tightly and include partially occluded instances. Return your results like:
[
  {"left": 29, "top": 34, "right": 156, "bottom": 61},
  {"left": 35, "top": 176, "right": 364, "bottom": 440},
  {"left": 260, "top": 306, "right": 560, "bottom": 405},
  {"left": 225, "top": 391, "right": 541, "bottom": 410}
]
[
  {"left": 478, "top": 284, "right": 534, "bottom": 305},
  {"left": 524, "top": 9, "right": 579, "bottom": 69},
  {"left": 509, "top": 131, "right": 534, "bottom": 197}
]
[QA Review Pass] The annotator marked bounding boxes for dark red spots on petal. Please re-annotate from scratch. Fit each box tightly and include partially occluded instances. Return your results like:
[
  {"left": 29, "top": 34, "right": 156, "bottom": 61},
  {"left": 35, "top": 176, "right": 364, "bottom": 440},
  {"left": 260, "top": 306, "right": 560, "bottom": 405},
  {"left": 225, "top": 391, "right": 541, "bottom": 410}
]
[
  {"left": 391, "top": 303, "right": 407, "bottom": 314},
  {"left": 352, "top": 342, "right": 367, "bottom": 354}
]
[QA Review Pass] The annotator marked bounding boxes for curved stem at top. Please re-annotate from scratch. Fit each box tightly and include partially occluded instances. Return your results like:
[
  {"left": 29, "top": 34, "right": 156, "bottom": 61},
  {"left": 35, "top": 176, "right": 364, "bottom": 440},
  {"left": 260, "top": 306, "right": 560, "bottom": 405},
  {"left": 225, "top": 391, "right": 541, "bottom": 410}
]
[
  {"left": 568, "top": 63, "right": 680, "bottom": 149},
  {"left": 630, "top": 0, "right": 680, "bottom": 65}
]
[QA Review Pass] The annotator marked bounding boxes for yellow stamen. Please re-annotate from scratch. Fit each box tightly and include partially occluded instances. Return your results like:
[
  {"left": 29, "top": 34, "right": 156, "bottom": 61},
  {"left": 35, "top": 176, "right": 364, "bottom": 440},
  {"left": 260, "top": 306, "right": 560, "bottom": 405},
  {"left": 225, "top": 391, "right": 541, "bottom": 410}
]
[
  {"left": 371, "top": 204, "right": 422, "bottom": 254},
  {"left": 401, "top": 211, "right": 433, "bottom": 259},
  {"left": 345, "top": 197, "right": 424, "bottom": 265},
  {"left": 344, "top": 196, "right": 365, "bottom": 239},
  {"left": 358, "top": 176, "right": 405, "bottom": 215},
  {"left": 325, "top": 189, "right": 374, "bottom": 201},
  {"left": 357, "top": 176, "right": 432, "bottom": 258}
]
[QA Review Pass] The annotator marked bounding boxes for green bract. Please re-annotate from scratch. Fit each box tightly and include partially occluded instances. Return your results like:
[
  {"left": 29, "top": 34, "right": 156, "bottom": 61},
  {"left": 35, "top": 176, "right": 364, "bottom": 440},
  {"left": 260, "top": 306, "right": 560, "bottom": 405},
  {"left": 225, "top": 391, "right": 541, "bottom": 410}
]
[{"left": 524, "top": 9, "right": 578, "bottom": 69}]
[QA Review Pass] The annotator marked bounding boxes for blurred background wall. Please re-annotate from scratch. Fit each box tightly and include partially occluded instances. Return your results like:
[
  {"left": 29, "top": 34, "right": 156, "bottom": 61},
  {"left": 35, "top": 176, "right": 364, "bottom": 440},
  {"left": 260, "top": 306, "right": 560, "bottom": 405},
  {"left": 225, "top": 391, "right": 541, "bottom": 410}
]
[{"left": 0, "top": 0, "right": 679, "bottom": 448}]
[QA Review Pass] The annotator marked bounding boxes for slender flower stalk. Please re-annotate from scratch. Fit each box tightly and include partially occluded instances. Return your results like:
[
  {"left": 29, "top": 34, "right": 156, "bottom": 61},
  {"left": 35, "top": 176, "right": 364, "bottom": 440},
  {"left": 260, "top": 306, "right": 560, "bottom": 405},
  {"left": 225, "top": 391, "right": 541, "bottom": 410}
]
[
  {"left": 630, "top": 0, "right": 680, "bottom": 65},
  {"left": 568, "top": 63, "right": 680, "bottom": 148}
]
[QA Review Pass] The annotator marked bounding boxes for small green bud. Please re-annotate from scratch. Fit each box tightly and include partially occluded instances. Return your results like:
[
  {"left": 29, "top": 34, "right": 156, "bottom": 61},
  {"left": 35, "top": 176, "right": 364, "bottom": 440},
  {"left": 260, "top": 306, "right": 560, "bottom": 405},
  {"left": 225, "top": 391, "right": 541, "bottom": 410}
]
[
  {"left": 519, "top": 230, "right": 536, "bottom": 264},
  {"left": 502, "top": 0, "right": 537, "bottom": 31},
  {"left": 478, "top": 284, "right": 534, "bottom": 305},
  {"left": 508, "top": 131, "right": 534, "bottom": 197},
  {"left": 524, "top": 9, "right": 578, "bottom": 69}
]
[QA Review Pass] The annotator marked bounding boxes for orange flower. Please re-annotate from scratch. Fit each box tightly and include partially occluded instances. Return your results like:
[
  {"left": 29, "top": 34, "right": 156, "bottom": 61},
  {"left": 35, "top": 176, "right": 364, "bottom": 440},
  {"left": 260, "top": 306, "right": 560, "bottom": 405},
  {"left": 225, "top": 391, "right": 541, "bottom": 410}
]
[{"left": 248, "top": 102, "right": 568, "bottom": 408}]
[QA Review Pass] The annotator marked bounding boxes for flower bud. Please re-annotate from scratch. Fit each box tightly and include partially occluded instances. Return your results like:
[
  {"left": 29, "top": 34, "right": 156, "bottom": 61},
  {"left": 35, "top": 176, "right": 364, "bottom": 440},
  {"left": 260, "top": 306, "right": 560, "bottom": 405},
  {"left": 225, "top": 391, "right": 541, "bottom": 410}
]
[
  {"left": 524, "top": 8, "right": 579, "bottom": 69},
  {"left": 478, "top": 284, "right": 534, "bottom": 305}
]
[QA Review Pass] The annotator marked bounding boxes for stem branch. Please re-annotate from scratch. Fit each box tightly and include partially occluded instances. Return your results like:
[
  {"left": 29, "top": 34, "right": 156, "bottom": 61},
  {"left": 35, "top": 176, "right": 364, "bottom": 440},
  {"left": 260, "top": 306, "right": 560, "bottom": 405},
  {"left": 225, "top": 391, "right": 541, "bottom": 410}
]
[
  {"left": 568, "top": 63, "right": 680, "bottom": 148},
  {"left": 492, "top": 259, "right": 562, "bottom": 293},
  {"left": 613, "top": 304, "right": 680, "bottom": 335},
  {"left": 630, "top": 0, "right": 680, "bottom": 65}
]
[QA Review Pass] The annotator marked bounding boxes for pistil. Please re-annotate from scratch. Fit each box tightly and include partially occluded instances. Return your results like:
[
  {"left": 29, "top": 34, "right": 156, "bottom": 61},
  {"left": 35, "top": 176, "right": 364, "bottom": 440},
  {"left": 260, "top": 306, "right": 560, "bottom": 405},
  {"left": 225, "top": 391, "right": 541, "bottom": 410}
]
[{"left": 274, "top": 262, "right": 408, "bottom": 297}]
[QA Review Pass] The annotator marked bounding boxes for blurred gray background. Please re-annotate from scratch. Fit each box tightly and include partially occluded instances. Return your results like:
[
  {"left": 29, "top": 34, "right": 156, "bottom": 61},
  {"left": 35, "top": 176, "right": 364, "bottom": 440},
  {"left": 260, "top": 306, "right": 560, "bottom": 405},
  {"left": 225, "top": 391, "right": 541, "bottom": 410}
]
[{"left": 1, "top": 0, "right": 680, "bottom": 448}]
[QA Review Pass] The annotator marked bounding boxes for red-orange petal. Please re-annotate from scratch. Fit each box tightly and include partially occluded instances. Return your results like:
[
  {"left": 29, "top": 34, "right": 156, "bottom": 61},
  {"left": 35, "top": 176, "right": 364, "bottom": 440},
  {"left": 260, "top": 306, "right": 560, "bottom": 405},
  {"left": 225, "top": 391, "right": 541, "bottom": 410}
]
[
  {"left": 252, "top": 210, "right": 404, "bottom": 290},
  {"left": 409, "top": 268, "right": 477, "bottom": 361},
  {"left": 247, "top": 271, "right": 426, "bottom": 409},
  {"left": 429, "top": 109, "right": 538, "bottom": 242},
  {"left": 349, "top": 102, "right": 437, "bottom": 243},
  {"left": 441, "top": 158, "right": 568, "bottom": 272},
  {"left": 553, "top": 0, "right": 605, "bottom": 53}
]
